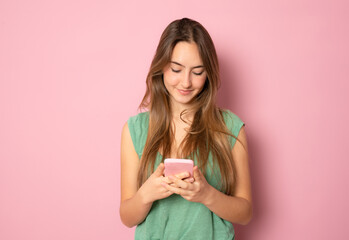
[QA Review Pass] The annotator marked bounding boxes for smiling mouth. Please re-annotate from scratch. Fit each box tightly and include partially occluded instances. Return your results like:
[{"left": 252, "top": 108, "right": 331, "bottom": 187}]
[{"left": 177, "top": 89, "right": 193, "bottom": 95}]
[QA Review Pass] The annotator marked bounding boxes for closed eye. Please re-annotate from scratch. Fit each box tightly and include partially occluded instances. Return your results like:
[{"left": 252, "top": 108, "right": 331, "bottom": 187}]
[
  {"left": 193, "top": 71, "right": 204, "bottom": 76},
  {"left": 171, "top": 68, "right": 181, "bottom": 73}
]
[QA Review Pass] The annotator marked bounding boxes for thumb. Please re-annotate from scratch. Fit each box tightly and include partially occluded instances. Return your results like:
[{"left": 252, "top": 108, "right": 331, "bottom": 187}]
[
  {"left": 193, "top": 166, "right": 202, "bottom": 181},
  {"left": 154, "top": 163, "right": 165, "bottom": 177}
]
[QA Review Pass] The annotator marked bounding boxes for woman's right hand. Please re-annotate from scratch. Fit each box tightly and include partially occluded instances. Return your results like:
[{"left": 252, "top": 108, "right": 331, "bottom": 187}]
[
  {"left": 137, "top": 163, "right": 172, "bottom": 204},
  {"left": 138, "top": 163, "right": 194, "bottom": 204}
]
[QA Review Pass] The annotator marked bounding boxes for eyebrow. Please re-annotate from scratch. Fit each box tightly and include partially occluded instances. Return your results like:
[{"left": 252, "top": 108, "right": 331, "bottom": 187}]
[{"left": 171, "top": 61, "right": 204, "bottom": 69}]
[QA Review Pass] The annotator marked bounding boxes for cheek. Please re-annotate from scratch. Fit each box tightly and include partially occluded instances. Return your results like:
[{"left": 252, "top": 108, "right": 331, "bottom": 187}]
[
  {"left": 163, "top": 71, "right": 180, "bottom": 87},
  {"left": 194, "top": 75, "right": 207, "bottom": 88}
]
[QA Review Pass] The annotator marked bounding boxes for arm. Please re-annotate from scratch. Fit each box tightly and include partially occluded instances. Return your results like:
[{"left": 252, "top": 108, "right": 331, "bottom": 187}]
[
  {"left": 119, "top": 122, "right": 152, "bottom": 227},
  {"left": 204, "top": 125, "right": 253, "bottom": 224},
  {"left": 119, "top": 122, "right": 186, "bottom": 227},
  {"left": 162, "top": 126, "right": 253, "bottom": 225}
]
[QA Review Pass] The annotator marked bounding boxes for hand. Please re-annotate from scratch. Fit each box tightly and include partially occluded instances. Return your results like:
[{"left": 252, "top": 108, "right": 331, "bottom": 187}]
[
  {"left": 138, "top": 163, "right": 194, "bottom": 205},
  {"left": 161, "top": 166, "right": 213, "bottom": 204}
]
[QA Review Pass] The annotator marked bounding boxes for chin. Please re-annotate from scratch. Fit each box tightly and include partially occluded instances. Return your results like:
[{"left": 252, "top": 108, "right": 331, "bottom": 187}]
[{"left": 173, "top": 97, "right": 195, "bottom": 106}]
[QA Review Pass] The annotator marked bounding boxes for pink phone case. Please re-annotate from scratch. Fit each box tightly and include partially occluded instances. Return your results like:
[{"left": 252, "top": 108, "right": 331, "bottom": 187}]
[{"left": 164, "top": 159, "right": 194, "bottom": 177}]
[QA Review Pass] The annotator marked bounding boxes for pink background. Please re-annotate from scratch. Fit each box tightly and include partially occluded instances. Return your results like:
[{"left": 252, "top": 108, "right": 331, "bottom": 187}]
[{"left": 1, "top": 0, "right": 348, "bottom": 239}]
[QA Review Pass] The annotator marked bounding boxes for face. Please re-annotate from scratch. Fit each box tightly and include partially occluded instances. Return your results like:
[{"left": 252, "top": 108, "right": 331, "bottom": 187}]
[{"left": 163, "top": 41, "right": 207, "bottom": 110}]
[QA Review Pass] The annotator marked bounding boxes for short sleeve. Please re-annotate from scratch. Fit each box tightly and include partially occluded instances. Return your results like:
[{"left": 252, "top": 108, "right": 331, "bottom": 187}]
[
  {"left": 222, "top": 110, "right": 245, "bottom": 148},
  {"left": 127, "top": 112, "right": 149, "bottom": 159}
]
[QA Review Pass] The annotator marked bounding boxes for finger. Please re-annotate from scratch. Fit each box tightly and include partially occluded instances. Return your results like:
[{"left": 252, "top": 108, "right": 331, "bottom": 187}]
[
  {"left": 193, "top": 166, "right": 202, "bottom": 181},
  {"left": 184, "top": 177, "right": 194, "bottom": 183},
  {"left": 163, "top": 188, "right": 173, "bottom": 196},
  {"left": 162, "top": 176, "right": 172, "bottom": 184},
  {"left": 174, "top": 171, "right": 190, "bottom": 180},
  {"left": 160, "top": 182, "right": 174, "bottom": 193},
  {"left": 161, "top": 188, "right": 173, "bottom": 198},
  {"left": 161, "top": 182, "right": 185, "bottom": 195},
  {"left": 169, "top": 175, "right": 190, "bottom": 189},
  {"left": 154, "top": 163, "right": 165, "bottom": 177}
]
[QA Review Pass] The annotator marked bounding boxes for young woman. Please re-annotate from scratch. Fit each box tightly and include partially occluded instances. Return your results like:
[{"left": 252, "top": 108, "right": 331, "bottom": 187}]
[{"left": 120, "top": 18, "right": 252, "bottom": 239}]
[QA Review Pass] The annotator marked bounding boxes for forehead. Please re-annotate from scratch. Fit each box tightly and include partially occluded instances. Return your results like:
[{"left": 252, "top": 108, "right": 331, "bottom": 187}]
[{"left": 171, "top": 41, "right": 203, "bottom": 66}]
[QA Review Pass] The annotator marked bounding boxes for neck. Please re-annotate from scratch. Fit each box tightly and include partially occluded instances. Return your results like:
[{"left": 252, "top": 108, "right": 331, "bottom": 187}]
[{"left": 170, "top": 101, "right": 195, "bottom": 123}]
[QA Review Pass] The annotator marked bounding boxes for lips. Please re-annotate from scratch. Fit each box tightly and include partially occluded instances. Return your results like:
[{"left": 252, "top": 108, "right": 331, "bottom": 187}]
[{"left": 177, "top": 89, "right": 193, "bottom": 95}]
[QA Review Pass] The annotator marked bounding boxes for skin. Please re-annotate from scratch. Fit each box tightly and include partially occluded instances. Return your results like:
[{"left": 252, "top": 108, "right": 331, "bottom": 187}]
[
  {"left": 162, "top": 41, "right": 207, "bottom": 154},
  {"left": 120, "top": 41, "right": 252, "bottom": 227},
  {"left": 163, "top": 41, "right": 207, "bottom": 115}
]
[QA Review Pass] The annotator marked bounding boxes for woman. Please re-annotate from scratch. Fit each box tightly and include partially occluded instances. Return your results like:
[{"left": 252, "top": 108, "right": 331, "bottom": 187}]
[{"left": 120, "top": 18, "right": 252, "bottom": 239}]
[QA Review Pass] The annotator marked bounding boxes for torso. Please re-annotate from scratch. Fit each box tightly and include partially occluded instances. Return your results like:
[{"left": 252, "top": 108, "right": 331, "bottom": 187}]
[
  {"left": 128, "top": 110, "right": 244, "bottom": 239},
  {"left": 172, "top": 117, "right": 190, "bottom": 157},
  {"left": 160, "top": 116, "right": 192, "bottom": 158}
]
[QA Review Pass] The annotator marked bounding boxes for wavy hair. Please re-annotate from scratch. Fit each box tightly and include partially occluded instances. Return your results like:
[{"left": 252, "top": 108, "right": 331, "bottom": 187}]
[{"left": 138, "top": 18, "right": 241, "bottom": 195}]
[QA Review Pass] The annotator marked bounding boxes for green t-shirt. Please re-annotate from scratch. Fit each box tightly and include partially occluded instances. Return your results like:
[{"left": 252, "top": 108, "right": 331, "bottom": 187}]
[{"left": 127, "top": 110, "right": 245, "bottom": 240}]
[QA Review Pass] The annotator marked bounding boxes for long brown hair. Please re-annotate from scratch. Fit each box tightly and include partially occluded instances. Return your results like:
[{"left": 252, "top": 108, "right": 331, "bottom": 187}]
[{"left": 138, "top": 18, "right": 241, "bottom": 195}]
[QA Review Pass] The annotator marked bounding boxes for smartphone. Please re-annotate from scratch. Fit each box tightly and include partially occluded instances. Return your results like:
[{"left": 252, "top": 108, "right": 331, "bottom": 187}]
[{"left": 164, "top": 158, "right": 194, "bottom": 177}]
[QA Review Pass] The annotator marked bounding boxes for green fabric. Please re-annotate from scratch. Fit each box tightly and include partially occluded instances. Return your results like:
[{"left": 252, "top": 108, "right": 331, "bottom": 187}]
[{"left": 127, "top": 110, "right": 245, "bottom": 240}]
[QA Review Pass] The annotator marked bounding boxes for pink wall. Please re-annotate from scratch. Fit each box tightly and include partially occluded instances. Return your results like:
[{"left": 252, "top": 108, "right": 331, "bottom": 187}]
[{"left": 1, "top": 0, "right": 348, "bottom": 239}]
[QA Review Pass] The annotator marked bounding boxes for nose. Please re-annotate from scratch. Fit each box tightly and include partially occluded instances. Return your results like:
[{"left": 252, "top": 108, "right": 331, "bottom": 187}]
[{"left": 181, "top": 71, "right": 192, "bottom": 88}]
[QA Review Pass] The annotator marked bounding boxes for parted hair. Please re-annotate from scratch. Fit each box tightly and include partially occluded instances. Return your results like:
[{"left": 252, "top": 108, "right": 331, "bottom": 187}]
[{"left": 138, "top": 18, "right": 241, "bottom": 195}]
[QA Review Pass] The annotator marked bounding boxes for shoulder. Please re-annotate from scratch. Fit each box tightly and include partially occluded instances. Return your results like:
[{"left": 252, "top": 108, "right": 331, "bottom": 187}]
[
  {"left": 127, "top": 111, "right": 149, "bottom": 126},
  {"left": 221, "top": 109, "right": 243, "bottom": 123},
  {"left": 127, "top": 112, "right": 149, "bottom": 135},
  {"left": 220, "top": 109, "right": 245, "bottom": 147},
  {"left": 221, "top": 109, "right": 245, "bottom": 129},
  {"left": 126, "top": 111, "right": 150, "bottom": 158}
]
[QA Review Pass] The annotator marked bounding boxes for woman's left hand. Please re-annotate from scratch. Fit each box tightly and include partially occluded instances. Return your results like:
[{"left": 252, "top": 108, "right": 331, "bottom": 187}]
[{"left": 161, "top": 166, "right": 213, "bottom": 204}]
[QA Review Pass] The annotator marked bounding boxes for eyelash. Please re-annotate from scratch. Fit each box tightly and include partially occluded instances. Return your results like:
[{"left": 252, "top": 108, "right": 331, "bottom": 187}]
[{"left": 171, "top": 68, "right": 204, "bottom": 76}]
